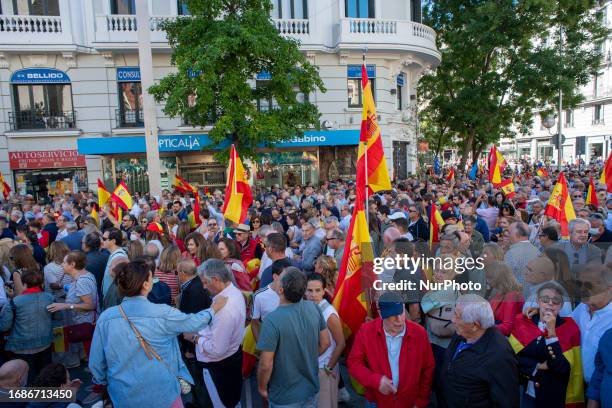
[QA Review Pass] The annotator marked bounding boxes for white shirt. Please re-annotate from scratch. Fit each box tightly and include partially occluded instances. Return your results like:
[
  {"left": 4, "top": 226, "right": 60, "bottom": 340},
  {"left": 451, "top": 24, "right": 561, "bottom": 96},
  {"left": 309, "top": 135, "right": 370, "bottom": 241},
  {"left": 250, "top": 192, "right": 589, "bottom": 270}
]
[
  {"left": 56, "top": 228, "right": 68, "bottom": 240},
  {"left": 318, "top": 301, "right": 338, "bottom": 368},
  {"left": 259, "top": 248, "right": 294, "bottom": 279},
  {"left": 251, "top": 285, "right": 279, "bottom": 321},
  {"left": 196, "top": 283, "right": 246, "bottom": 362},
  {"left": 571, "top": 301, "right": 612, "bottom": 382}
]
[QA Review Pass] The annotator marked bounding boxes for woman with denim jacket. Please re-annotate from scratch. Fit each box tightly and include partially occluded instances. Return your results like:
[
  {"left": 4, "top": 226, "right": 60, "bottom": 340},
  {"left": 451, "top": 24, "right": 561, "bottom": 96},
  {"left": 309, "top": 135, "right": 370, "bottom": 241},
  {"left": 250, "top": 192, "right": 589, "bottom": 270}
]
[
  {"left": 89, "top": 258, "right": 227, "bottom": 408},
  {"left": 0, "top": 268, "right": 54, "bottom": 384}
]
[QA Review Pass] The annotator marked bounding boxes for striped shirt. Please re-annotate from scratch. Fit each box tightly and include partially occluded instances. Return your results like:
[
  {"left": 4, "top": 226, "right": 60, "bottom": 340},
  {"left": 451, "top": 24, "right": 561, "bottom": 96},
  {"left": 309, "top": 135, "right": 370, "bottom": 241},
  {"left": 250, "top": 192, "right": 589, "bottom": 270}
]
[{"left": 155, "top": 270, "right": 179, "bottom": 306}]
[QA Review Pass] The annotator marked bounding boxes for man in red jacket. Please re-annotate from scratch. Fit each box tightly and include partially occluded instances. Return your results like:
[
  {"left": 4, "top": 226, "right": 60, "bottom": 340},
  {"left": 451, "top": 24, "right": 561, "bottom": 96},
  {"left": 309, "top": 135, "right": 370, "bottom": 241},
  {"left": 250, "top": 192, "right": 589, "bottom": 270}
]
[{"left": 348, "top": 292, "right": 435, "bottom": 407}]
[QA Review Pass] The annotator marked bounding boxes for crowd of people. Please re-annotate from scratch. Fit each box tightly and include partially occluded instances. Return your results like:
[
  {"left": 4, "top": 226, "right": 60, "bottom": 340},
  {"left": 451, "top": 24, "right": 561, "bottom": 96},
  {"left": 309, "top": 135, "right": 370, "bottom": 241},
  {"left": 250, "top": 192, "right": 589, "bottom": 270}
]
[{"left": 0, "top": 160, "right": 610, "bottom": 408}]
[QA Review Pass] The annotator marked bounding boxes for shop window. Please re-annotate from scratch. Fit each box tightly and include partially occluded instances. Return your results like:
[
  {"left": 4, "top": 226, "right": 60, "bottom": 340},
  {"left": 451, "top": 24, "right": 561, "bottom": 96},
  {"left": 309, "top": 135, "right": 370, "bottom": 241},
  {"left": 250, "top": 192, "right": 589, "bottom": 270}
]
[
  {"left": 11, "top": 0, "right": 59, "bottom": 15},
  {"left": 272, "top": 0, "right": 307, "bottom": 19},
  {"left": 14, "top": 168, "right": 87, "bottom": 199},
  {"left": 590, "top": 143, "right": 604, "bottom": 161},
  {"left": 347, "top": 65, "right": 375, "bottom": 108},
  {"left": 117, "top": 82, "right": 143, "bottom": 127},
  {"left": 111, "top": 0, "right": 135, "bottom": 14},
  {"left": 345, "top": 0, "right": 374, "bottom": 18},
  {"left": 114, "top": 157, "right": 177, "bottom": 194},
  {"left": 11, "top": 83, "right": 74, "bottom": 130}
]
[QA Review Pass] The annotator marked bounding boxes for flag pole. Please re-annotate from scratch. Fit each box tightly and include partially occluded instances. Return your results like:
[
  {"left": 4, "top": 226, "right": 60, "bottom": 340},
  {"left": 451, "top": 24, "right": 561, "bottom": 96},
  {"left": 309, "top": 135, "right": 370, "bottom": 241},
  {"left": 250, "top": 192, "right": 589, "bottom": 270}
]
[
  {"left": 233, "top": 145, "right": 237, "bottom": 196},
  {"left": 363, "top": 50, "right": 369, "bottom": 227}
]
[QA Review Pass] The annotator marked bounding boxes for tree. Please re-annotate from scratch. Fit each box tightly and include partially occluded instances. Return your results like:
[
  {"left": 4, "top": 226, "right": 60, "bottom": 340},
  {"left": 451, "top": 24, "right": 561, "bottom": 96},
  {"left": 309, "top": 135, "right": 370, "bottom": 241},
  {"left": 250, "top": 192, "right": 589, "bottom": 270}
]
[
  {"left": 418, "top": 0, "right": 608, "bottom": 168},
  {"left": 149, "top": 0, "right": 326, "bottom": 162}
]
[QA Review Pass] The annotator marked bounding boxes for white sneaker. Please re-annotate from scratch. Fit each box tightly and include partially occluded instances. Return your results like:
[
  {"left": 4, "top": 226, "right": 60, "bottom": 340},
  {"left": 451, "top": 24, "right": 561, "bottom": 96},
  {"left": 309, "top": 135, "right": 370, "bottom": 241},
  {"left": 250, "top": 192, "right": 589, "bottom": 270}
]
[{"left": 338, "top": 387, "right": 350, "bottom": 402}]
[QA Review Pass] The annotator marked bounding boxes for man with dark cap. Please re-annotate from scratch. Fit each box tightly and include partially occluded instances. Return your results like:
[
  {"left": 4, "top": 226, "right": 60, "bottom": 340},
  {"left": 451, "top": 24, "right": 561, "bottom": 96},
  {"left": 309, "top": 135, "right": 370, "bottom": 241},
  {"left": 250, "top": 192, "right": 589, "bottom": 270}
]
[{"left": 348, "top": 292, "right": 435, "bottom": 407}]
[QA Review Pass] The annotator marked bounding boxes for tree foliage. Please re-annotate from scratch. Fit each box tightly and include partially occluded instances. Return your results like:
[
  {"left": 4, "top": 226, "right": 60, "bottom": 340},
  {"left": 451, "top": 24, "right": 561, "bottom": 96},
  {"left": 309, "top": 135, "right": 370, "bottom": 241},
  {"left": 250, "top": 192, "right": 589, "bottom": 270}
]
[
  {"left": 149, "top": 0, "right": 326, "bottom": 162},
  {"left": 419, "top": 0, "right": 608, "bottom": 167}
]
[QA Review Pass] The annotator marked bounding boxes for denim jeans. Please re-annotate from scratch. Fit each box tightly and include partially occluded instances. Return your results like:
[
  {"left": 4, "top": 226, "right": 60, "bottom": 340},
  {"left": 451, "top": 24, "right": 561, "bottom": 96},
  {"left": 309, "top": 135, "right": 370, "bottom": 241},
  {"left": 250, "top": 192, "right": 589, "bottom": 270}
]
[{"left": 269, "top": 394, "right": 318, "bottom": 408}]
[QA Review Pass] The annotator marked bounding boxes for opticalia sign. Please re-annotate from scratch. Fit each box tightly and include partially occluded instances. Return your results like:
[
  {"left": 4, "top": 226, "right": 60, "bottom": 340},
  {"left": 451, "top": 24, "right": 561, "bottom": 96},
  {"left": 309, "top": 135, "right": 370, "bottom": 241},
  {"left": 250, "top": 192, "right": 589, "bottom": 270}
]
[
  {"left": 158, "top": 135, "right": 206, "bottom": 151},
  {"left": 10, "top": 68, "right": 71, "bottom": 84},
  {"left": 9, "top": 149, "right": 86, "bottom": 170}
]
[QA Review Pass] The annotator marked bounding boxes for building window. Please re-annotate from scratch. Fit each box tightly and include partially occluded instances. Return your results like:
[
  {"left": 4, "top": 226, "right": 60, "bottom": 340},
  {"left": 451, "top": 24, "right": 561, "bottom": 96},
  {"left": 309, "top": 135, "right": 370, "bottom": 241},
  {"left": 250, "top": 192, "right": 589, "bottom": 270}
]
[
  {"left": 410, "top": 0, "right": 421, "bottom": 23},
  {"left": 272, "top": 0, "right": 307, "bottom": 19},
  {"left": 538, "top": 146, "right": 553, "bottom": 160},
  {"left": 256, "top": 80, "right": 273, "bottom": 112},
  {"left": 177, "top": 0, "right": 189, "bottom": 15},
  {"left": 347, "top": 65, "right": 375, "bottom": 108},
  {"left": 345, "top": 0, "right": 374, "bottom": 18},
  {"left": 396, "top": 73, "right": 405, "bottom": 110},
  {"left": 564, "top": 109, "right": 574, "bottom": 127},
  {"left": 11, "top": 84, "right": 74, "bottom": 130},
  {"left": 11, "top": 0, "right": 59, "bottom": 15},
  {"left": 594, "top": 104, "right": 604, "bottom": 125},
  {"left": 111, "top": 0, "right": 136, "bottom": 15},
  {"left": 117, "top": 82, "right": 143, "bottom": 127}
]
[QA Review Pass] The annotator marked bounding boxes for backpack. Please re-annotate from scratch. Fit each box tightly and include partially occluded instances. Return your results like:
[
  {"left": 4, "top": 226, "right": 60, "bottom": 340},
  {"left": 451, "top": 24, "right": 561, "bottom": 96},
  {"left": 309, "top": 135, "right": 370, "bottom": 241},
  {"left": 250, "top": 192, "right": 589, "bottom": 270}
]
[{"left": 427, "top": 303, "right": 456, "bottom": 338}]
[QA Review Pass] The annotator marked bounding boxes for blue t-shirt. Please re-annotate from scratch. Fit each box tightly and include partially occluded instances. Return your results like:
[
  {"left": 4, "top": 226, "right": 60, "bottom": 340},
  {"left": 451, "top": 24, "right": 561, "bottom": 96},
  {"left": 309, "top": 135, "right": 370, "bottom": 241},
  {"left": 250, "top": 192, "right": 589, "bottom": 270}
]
[{"left": 256, "top": 299, "right": 326, "bottom": 405}]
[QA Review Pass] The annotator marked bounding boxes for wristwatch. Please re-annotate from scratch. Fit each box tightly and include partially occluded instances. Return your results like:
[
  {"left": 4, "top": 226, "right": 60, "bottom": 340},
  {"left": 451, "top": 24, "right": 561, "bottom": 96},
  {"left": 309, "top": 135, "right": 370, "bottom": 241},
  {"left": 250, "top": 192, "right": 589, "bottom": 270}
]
[{"left": 70, "top": 304, "right": 75, "bottom": 310}]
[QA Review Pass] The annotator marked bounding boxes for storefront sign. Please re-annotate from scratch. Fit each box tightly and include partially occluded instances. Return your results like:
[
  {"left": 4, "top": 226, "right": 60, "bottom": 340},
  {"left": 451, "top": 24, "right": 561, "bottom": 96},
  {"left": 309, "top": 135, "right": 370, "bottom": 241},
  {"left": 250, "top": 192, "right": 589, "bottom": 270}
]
[
  {"left": 257, "top": 71, "right": 272, "bottom": 80},
  {"left": 347, "top": 64, "right": 376, "bottom": 78},
  {"left": 9, "top": 150, "right": 86, "bottom": 170},
  {"left": 10, "top": 68, "right": 70, "bottom": 84},
  {"left": 397, "top": 73, "right": 405, "bottom": 86},
  {"left": 158, "top": 135, "right": 209, "bottom": 151},
  {"left": 116, "top": 67, "right": 141, "bottom": 82}
]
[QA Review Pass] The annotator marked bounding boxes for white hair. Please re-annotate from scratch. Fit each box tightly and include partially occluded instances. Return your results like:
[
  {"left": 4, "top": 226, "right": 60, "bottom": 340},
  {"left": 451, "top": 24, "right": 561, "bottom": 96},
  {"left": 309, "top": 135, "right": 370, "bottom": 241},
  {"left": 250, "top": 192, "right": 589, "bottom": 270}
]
[
  {"left": 569, "top": 217, "right": 590, "bottom": 234},
  {"left": 456, "top": 294, "right": 495, "bottom": 329}
]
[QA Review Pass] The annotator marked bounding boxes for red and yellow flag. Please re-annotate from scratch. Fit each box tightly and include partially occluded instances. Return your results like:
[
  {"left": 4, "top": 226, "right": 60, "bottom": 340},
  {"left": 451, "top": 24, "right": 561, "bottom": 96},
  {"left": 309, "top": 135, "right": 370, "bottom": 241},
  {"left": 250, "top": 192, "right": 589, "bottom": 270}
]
[
  {"left": 97, "top": 179, "right": 111, "bottom": 208},
  {"left": 488, "top": 146, "right": 507, "bottom": 186},
  {"left": 0, "top": 173, "right": 11, "bottom": 200},
  {"left": 586, "top": 176, "right": 599, "bottom": 208},
  {"left": 544, "top": 172, "right": 576, "bottom": 238},
  {"left": 536, "top": 164, "right": 548, "bottom": 178},
  {"left": 509, "top": 315, "right": 584, "bottom": 407},
  {"left": 499, "top": 178, "right": 516, "bottom": 199},
  {"left": 599, "top": 152, "right": 612, "bottom": 192},
  {"left": 429, "top": 204, "right": 445, "bottom": 250},
  {"left": 173, "top": 175, "right": 197, "bottom": 194},
  {"left": 111, "top": 181, "right": 133, "bottom": 211},
  {"left": 90, "top": 203, "right": 99, "bottom": 226},
  {"left": 446, "top": 168, "right": 455, "bottom": 182},
  {"left": 359, "top": 64, "right": 392, "bottom": 193},
  {"left": 222, "top": 144, "right": 253, "bottom": 224}
]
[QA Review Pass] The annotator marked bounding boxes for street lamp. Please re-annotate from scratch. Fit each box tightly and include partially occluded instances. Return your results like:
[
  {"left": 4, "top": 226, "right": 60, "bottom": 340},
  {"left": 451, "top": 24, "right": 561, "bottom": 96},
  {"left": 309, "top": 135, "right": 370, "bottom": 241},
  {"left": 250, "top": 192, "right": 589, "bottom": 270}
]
[{"left": 542, "top": 115, "right": 556, "bottom": 130}]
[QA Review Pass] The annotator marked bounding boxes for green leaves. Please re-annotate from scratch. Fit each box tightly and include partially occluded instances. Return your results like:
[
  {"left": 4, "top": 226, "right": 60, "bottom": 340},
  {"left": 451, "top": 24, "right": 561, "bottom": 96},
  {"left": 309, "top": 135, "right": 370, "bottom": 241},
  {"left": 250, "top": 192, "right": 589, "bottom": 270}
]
[
  {"left": 149, "top": 0, "right": 325, "bottom": 163},
  {"left": 419, "top": 0, "right": 608, "bottom": 165}
]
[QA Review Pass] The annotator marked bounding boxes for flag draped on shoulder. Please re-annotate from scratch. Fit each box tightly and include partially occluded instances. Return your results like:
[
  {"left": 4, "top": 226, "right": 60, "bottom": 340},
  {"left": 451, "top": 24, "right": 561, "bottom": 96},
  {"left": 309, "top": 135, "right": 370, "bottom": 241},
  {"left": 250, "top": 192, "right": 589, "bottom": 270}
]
[
  {"left": 600, "top": 152, "right": 612, "bottom": 192},
  {"left": 222, "top": 144, "right": 253, "bottom": 224},
  {"left": 544, "top": 172, "right": 575, "bottom": 238},
  {"left": 585, "top": 176, "right": 599, "bottom": 207},
  {"left": 97, "top": 179, "right": 111, "bottom": 208},
  {"left": 111, "top": 181, "right": 133, "bottom": 211},
  {"left": 429, "top": 204, "right": 445, "bottom": 250},
  {"left": 499, "top": 178, "right": 516, "bottom": 199},
  {"left": 488, "top": 146, "right": 507, "bottom": 186},
  {"left": 359, "top": 64, "right": 392, "bottom": 192},
  {"left": 509, "top": 316, "right": 584, "bottom": 407},
  {"left": 0, "top": 174, "right": 11, "bottom": 200}
]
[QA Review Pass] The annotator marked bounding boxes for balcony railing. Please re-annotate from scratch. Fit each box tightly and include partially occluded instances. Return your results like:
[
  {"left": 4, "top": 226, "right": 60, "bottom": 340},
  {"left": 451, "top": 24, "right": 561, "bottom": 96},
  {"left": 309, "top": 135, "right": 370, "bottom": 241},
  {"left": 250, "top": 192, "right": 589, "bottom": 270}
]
[
  {"left": 9, "top": 110, "right": 76, "bottom": 131},
  {"left": 347, "top": 18, "right": 397, "bottom": 34},
  {"left": 116, "top": 109, "right": 143, "bottom": 127},
  {"left": 0, "top": 15, "right": 62, "bottom": 33},
  {"left": 274, "top": 19, "right": 309, "bottom": 35},
  {"left": 95, "top": 15, "right": 176, "bottom": 44},
  {"left": 593, "top": 118, "right": 605, "bottom": 125}
]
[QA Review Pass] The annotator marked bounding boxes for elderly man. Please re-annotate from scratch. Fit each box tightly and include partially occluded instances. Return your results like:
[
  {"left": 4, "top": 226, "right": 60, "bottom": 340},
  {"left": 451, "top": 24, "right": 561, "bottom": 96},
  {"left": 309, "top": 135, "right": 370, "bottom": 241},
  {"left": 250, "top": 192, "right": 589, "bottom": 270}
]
[
  {"left": 55, "top": 214, "right": 69, "bottom": 241},
  {"left": 556, "top": 218, "right": 603, "bottom": 280},
  {"left": 407, "top": 204, "right": 429, "bottom": 242},
  {"left": 190, "top": 259, "right": 245, "bottom": 408},
  {"left": 326, "top": 228, "right": 345, "bottom": 269},
  {"left": 440, "top": 294, "right": 519, "bottom": 408},
  {"left": 235, "top": 223, "right": 260, "bottom": 264},
  {"left": 0, "top": 359, "right": 29, "bottom": 405},
  {"left": 589, "top": 213, "right": 612, "bottom": 244},
  {"left": 60, "top": 221, "right": 85, "bottom": 251},
  {"left": 294, "top": 220, "right": 323, "bottom": 273},
  {"left": 460, "top": 203, "right": 490, "bottom": 242},
  {"left": 504, "top": 222, "right": 540, "bottom": 287},
  {"left": 348, "top": 291, "right": 434, "bottom": 407}
]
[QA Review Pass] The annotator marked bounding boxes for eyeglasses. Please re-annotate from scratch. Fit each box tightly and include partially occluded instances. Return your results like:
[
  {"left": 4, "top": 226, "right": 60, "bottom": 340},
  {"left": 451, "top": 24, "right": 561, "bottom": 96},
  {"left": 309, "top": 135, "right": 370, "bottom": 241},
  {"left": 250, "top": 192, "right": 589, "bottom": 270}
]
[
  {"left": 253, "top": 220, "right": 261, "bottom": 224},
  {"left": 208, "top": 223, "right": 217, "bottom": 227},
  {"left": 326, "top": 237, "right": 336, "bottom": 242},
  {"left": 122, "top": 219, "right": 131, "bottom": 222},
  {"left": 102, "top": 237, "right": 110, "bottom": 241},
  {"left": 538, "top": 296, "right": 563, "bottom": 305}
]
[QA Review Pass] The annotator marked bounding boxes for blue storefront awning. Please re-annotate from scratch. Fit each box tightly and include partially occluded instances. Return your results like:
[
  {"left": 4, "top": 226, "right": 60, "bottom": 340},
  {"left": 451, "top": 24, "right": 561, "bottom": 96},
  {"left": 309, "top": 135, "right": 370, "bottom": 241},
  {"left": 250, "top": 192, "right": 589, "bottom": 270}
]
[
  {"left": 77, "top": 130, "right": 360, "bottom": 155},
  {"left": 11, "top": 68, "right": 70, "bottom": 84}
]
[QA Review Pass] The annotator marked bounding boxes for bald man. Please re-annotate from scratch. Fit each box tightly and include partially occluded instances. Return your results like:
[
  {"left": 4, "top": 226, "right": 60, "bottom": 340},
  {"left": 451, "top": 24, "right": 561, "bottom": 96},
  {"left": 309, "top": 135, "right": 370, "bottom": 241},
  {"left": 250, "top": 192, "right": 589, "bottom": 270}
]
[
  {"left": 0, "top": 359, "right": 28, "bottom": 406},
  {"left": 522, "top": 256, "right": 573, "bottom": 316}
]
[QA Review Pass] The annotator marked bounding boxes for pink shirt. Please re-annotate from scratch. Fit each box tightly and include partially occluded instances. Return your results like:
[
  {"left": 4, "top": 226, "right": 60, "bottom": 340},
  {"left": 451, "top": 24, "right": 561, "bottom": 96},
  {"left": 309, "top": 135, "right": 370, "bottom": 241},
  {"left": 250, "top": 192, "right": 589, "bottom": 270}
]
[{"left": 196, "top": 283, "right": 246, "bottom": 362}]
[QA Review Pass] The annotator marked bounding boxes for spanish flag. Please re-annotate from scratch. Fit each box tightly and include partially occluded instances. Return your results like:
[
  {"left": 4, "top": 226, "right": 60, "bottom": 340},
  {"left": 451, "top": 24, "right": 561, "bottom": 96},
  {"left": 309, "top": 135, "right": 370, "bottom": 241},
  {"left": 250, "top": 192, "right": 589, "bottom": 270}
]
[
  {"left": 536, "top": 164, "right": 548, "bottom": 178},
  {"left": 488, "top": 146, "right": 507, "bottom": 186},
  {"left": 509, "top": 315, "right": 584, "bottom": 407},
  {"left": 585, "top": 176, "right": 599, "bottom": 208},
  {"left": 544, "top": 172, "right": 575, "bottom": 238},
  {"left": 429, "top": 204, "right": 445, "bottom": 250},
  {"left": 499, "top": 178, "right": 516, "bottom": 199},
  {"left": 222, "top": 144, "right": 253, "bottom": 224},
  {"left": 0, "top": 173, "right": 11, "bottom": 200},
  {"left": 97, "top": 179, "right": 111, "bottom": 208},
  {"left": 173, "top": 175, "right": 196, "bottom": 194},
  {"left": 242, "top": 324, "right": 258, "bottom": 378},
  {"left": 446, "top": 168, "right": 455, "bottom": 182},
  {"left": 599, "top": 152, "right": 612, "bottom": 192},
  {"left": 359, "top": 64, "right": 392, "bottom": 193},
  {"left": 111, "top": 181, "right": 133, "bottom": 211},
  {"left": 90, "top": 203, "right": 99, "bottom": 226}
]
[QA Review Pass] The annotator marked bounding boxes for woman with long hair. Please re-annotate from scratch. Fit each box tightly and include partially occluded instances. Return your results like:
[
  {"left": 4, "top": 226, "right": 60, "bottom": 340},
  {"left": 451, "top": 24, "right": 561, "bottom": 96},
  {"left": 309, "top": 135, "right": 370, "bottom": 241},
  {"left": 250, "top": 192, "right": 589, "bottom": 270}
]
[
  {"left": 286, "top": 212, "right": 302, "bottom": 251},
  {"left": 217, "top": 237, "right": 251, "bottom": 291},
  {"left": 485, "top": 261, "right": 524, "bottom": 336},
  {"left": 175, "top": 220, "right": 192, "bottom": 253},
  {"left": 156, "top": 245, "right": 181, "bottom": 305},
  {"left": 314, "top": 255, "right": 337, "bottom": 300},
  {"left": 126, "top": 239, "right": 144, "bottom": 260},
  {"left": 43, "top": 241, "right": 72, "bottom": 302},
  {"left": 183, "top": 232, "right": 205, "bottom": 266},
  {"left": 10, "top": 243, "right": 40, "bottom": 295},
  {"left": 250, "top": 215, "right": 263, "bottom": 240}
]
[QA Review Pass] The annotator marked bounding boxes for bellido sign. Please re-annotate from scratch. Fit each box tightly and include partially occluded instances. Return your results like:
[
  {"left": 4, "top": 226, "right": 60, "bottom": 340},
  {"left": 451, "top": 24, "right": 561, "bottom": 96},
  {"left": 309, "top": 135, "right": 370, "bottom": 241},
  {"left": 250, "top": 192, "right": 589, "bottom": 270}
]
[{"left": 10, "top": 68, "right": 71, "bottom": 84}]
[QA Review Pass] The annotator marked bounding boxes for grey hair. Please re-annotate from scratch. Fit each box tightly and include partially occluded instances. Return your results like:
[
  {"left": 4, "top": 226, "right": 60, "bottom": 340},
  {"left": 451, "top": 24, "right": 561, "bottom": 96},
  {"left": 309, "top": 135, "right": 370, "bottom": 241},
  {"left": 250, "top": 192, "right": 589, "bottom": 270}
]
[
  {"left": 589, "top": 213, "right": 605, "bottom": 222},
  {"left": 456, "top": 294, "right": 495, "bottom": 329},
  {"left": 82, "top": 223, "right": 99, "bottom": 236},
  {"left": 329, "top": 228, "right": 345, "bottom": 241},
  {"left": 510, "top": 222, "right": 530, "bottom": 238},
  {"left": 439, "top": 233, "right": 459, "bottom": 248},
  {"left": 144, "top": 242, "right": 160, "bottom": 259},
  {"left": 308, "top": 218, "right": 320, "bottom": 228},
  {"left": 271, "top": 221, "right": 284, "bottom": 234},
  {"left": 66, "top": 222, "right": 78, "bottom": 232},
  {"left": 198, "top": 258, "right": 233, "bottom": 283},
  {"left": 324, "top": 216, "right": 339, "bottom": 224},
  {"left": 569, "top": 218, "right": 590, "bottom": 234},
  {"left": 258, "top": 224, "right": 273, "bottom": 238}
]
